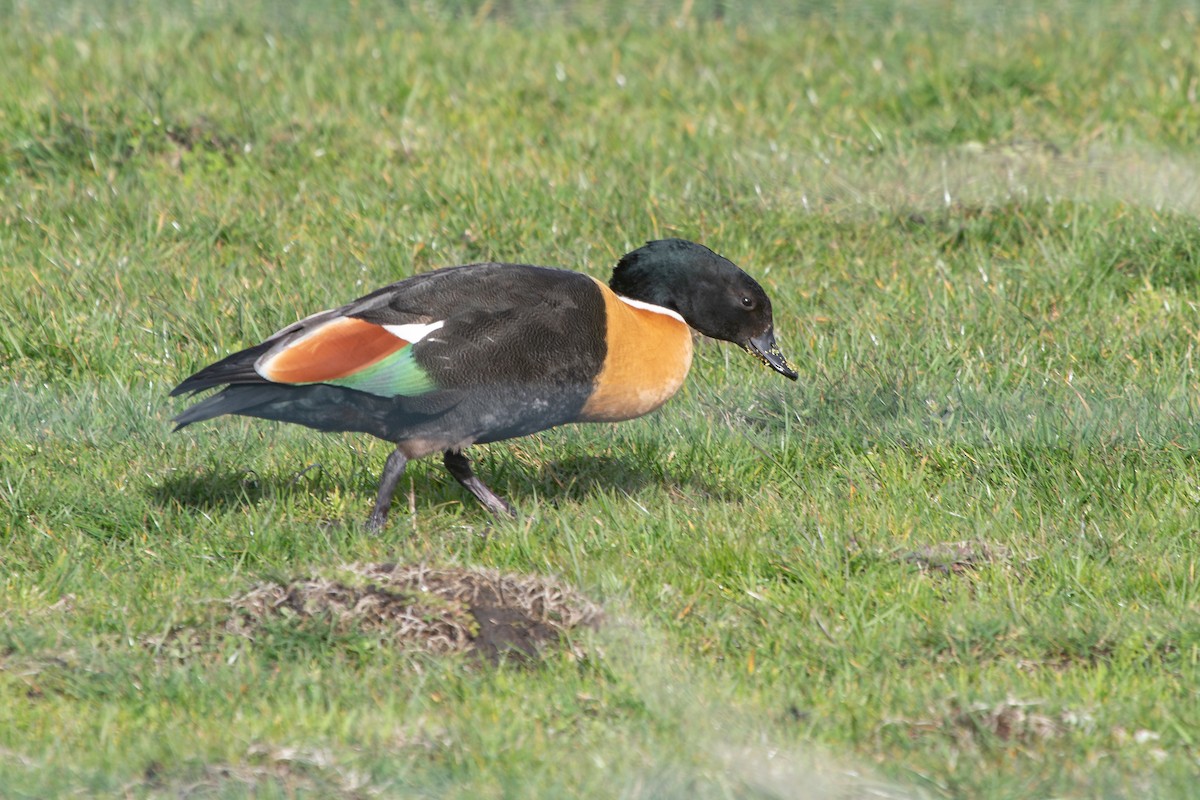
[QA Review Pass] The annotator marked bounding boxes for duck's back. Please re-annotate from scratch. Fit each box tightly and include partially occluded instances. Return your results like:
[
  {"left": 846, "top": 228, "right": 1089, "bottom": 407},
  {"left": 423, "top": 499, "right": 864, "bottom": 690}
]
[
  {"left": 174, "top": 264, "right": 617, "bottom": 455},
  {"left": 383, "top": 264, "right": 611, "bottom": 397},
  {"left": 386, "top": 264, "right": 613, "bottom": 450}
]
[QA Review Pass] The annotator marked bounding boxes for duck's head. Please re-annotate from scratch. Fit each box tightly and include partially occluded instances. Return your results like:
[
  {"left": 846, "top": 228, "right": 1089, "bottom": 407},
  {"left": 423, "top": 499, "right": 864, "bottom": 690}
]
[{"left": 610, "top": 239, "right": 799, "bottom": 380}]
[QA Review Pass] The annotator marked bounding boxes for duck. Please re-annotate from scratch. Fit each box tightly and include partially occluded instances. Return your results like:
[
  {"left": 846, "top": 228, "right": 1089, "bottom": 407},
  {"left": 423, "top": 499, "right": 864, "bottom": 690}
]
[{"left": 171, "top": 239, "right": 797, "bottom": 528}]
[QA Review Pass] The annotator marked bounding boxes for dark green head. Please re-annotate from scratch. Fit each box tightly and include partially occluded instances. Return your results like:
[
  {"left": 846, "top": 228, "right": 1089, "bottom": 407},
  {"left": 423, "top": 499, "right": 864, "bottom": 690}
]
[{"left": 609, "top": 239, "right": 797, "bottom": 380}]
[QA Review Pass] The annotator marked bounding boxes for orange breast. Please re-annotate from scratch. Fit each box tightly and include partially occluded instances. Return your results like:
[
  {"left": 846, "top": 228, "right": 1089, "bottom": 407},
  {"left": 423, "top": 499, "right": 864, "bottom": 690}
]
[{"left": 579, "top": 278, "right": 693, "bottom": 422}]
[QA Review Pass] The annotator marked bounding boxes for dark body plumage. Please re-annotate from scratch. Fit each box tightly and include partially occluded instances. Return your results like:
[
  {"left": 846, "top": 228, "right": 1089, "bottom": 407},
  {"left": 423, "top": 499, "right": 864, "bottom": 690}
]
[
  {"left": 176, "top": 265, "right": 607, "bottom": 445},
  {"left": 172, "top": 240, "right": 797, "bottom": 527}
]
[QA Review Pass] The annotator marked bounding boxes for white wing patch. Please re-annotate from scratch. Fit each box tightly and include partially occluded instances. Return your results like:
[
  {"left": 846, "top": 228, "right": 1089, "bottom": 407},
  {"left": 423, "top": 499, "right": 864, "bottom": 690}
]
[{"left": 383, "top": 320, "right": 446, "bottom": 342}]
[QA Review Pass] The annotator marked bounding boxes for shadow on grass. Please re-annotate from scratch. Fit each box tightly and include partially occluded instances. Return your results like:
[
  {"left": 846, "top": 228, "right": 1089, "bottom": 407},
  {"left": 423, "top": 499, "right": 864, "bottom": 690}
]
[
  {"left": 518, "top": 452, "right": 743, "bottom": 507},
  {"left": 151, "top": 451, "right": 741, "bottom": 519},
  {"left": 378, "top": 452, "right": 678, "bottom": 514},
  {"left": 150, "top": 467, "right": 272, "bottom": 513}
]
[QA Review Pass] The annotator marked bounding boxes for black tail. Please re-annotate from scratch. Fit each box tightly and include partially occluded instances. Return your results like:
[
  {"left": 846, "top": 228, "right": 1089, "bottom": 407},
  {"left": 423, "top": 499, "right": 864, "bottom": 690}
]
[
  {"left": 170, "top": 341, "right": 275, "bottom": 397},
  {"left": 172, "top": 384, "right": 286, "bottom": 430},
  {"left": 172, "top": 383, "right": 404, "bottom": 439}
]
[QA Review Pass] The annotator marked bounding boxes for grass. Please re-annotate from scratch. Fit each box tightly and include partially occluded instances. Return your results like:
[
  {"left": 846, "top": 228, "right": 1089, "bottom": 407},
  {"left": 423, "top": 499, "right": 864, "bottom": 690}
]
[{"left": 3, "top": 0, "right": 1200, "bottom": 796}]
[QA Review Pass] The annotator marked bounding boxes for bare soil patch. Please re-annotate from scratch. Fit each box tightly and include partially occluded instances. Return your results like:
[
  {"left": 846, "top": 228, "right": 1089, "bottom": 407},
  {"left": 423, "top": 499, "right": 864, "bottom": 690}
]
[
  {"left": 902, "top": 540, "right": 1013, "bottom": 575},
  {"left": 226, "top": 563, "right": 603, "bottom": 662}
]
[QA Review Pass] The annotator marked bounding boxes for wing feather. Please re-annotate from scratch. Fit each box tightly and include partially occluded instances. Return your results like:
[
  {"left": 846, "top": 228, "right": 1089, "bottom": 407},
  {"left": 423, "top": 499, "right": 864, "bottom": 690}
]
[{"left": 256, "top": 316, "right": 439, "bottom": 397}]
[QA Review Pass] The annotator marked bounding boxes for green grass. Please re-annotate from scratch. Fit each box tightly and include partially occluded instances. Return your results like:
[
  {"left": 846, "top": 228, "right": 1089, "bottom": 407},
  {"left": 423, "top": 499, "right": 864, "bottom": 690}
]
[{"left": 3, "top": 0, "right": 1200, "bottom": 796}]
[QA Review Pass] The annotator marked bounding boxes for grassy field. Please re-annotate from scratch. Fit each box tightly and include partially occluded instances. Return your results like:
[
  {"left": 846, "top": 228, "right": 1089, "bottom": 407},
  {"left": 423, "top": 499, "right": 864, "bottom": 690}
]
[{"left": 3, "top": 0, "right": 1200, "bottom": 796}]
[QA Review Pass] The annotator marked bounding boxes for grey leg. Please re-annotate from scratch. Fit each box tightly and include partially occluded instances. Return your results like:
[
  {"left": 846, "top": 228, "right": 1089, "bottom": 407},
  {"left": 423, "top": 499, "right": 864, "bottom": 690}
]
[
  {"left": 443, "top": 450, "right": 515, "bottom": 517},
  {"left": 368, "top": 447, "right": 408, "bottom": 531}
]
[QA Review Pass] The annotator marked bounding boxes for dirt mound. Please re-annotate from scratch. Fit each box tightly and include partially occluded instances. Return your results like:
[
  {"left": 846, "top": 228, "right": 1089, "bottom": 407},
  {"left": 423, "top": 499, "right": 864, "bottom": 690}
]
[
  {"left": 902, "top": 540, "right": 1013, "bottom": 574},
  {"left": 227, "top": 563, "right": 603, "bottom": 662}
]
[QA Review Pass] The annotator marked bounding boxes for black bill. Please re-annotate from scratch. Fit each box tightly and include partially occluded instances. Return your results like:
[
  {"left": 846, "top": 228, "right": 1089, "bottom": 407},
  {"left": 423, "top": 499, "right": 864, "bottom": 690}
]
[{"left": 744, "top": 329, "right": 798, "bottom": 380}]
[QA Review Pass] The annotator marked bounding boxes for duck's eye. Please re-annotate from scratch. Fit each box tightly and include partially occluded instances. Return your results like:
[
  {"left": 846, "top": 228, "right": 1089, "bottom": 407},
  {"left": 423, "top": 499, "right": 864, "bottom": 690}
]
[{"left": 741, "top": 296, "right": 755, "bottom": 309}]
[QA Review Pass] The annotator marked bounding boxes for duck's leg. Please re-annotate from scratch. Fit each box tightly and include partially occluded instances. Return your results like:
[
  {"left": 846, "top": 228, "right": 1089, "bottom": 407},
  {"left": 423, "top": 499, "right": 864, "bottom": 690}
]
[
  {"left": 367, "top": 446, "right": 408, "bottom": 531},
  {"left": 443, "top": 450, "right": 515, "bottom": 517}
]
